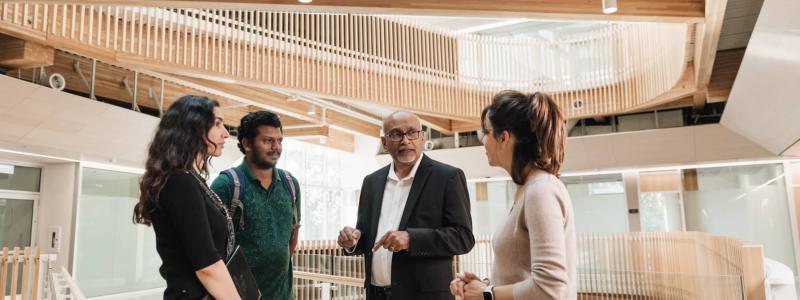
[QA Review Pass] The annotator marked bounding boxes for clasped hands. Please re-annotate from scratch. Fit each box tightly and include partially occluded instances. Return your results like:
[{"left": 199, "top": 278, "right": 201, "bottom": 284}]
[
  {"left": 337, "top": 226, "right": 410, "bottom": 252},
  {"left": 449, "top": 272, "right": 489, "bottom": 300}
]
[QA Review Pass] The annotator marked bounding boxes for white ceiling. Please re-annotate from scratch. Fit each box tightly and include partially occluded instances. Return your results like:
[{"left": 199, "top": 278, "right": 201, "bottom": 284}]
[
  {"left": 720, "top": 0, "right": 800, "bottom": 155},
  {"left": 718, "top": 0, "right": 765, "bottom": 50},
  {"left": 0, "top": 75, "right": 159, "bottom": 168}
]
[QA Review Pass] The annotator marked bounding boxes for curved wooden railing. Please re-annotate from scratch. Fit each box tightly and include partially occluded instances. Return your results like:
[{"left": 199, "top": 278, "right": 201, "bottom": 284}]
[
  {"left": 292, "top": 232, "right": 765, "bottom": 300},
  {"left": 0, "top": 1, "right": 688, "bottom": 120}
]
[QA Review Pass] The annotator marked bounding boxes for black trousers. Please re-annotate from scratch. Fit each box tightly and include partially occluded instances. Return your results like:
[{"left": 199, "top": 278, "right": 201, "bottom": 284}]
[{"left": 366, "top": 285, "right": 392, "bottom": 300}]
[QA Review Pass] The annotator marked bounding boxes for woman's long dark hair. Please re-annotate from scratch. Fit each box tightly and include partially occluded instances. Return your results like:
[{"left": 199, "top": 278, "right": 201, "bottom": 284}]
[
  {"left": 481, "top": 90, "right": 566, "bottom": 184},
  {"left": 134, "top": 95, "right": 220, "bottom": 225}
]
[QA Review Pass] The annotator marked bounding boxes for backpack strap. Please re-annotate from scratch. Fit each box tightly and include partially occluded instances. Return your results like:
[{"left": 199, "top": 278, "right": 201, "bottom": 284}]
[
  {"left": 279, "top": 169, "right": 300, "bottom": 225},
  {"left": 222, "top": 168, "right": 247, "bottom": 230}
]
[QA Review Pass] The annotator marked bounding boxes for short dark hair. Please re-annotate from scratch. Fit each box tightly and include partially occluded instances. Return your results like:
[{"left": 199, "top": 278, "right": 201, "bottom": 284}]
[
  {"left": 481, "top": 90, "right": 566, "bottom": 184},
  {"left": 237, "top": 111, "right": 282, "bottom": 154}
]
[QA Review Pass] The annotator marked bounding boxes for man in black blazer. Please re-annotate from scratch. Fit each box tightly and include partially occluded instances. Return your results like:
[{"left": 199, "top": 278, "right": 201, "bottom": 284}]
[{"left": 337, "top": 111, "right": 475, "bottom": 300}]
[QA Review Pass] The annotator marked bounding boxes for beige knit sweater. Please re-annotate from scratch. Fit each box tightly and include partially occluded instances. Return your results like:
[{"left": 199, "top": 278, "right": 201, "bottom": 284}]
[{"left": 491, "top": 169, "right": 577, "bottom": 300}]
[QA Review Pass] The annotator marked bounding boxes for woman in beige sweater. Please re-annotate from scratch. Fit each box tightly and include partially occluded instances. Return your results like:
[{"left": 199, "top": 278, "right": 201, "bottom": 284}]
[{"left": 450, "top": 90, "right": 577, "bottom": 300}]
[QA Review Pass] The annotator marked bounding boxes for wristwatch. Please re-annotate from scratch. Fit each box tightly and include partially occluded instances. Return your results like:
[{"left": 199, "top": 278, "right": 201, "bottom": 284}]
[{"left": 483, "top": 285, "right": 494, "bottom": 300}]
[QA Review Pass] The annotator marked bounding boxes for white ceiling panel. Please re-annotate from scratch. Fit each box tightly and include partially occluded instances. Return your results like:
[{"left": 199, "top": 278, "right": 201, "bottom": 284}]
[{"left": 720, "top": 0, "right": 800, "bottom": 155}]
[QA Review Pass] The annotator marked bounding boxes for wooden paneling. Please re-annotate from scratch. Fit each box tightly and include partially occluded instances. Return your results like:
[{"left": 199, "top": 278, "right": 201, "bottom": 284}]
[
  {"left": 639, "top": 171, "right": 680, "bottom": 192},
  {"left": 693, "top": 0, "right": 729, "bottom": 107},
  {"left": 708, "top": 48, "right": 745, "bottom": 102},
  {"left": 742, "top": 242, "right": 767, "bottom": 300},
  {"left": 418, "top": 114, "right": 452, "bottom": 134},
  {"left": 8, "top": 50, "right": 253, "bottom": 127},
  {"left": 0, "top": 247, "right": 42, "bottom": 300},
  {"left": 284, "top": 125, "right": 329, "bottom": 138},
  {"left": 474, "top": 181, "right": 487, "bottom": 202},
  {"left": 682, "top": 169, "right": 699, "bottom": 191},
  {"left": 0, "top": 2, "right": 693, "bottom": 122},
  {"left": 161, "top": 0, "right": 705, "bottom": 21},
  {"left": 0, "top": 34, "right": 53, "bottom": 68},
  {"left": 451, "top": 120, "right": 481, "bottom": 133},
  {"left": 292, "top": 127, "right": 355, "bottom": 152}
]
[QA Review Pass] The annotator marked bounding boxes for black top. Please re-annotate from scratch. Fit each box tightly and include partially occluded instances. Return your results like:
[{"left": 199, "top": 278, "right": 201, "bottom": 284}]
[{"left": 150, "top": 172, "right": 229, "bottom": 299}]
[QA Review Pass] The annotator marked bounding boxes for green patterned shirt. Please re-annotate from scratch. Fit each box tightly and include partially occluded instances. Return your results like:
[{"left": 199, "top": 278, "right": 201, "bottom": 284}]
[{"left": 210, "top": 162, "right": 300, "bottom": 300}]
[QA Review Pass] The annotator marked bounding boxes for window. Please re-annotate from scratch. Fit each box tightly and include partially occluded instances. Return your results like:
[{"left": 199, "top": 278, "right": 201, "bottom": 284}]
[
  {"left": 0, "top": 163, "right": 40, "bottom": 248},
  {"left": 278, "top": 140, "right": 357, "bottom": 241},
  {"left": 73, "top": 167, "right": 164, "bottom": 297},
  {"left": 0, "top": 197, "right": 35, "bottom": 248},
  {"left": 639, "top": 171, "right": 684, "bottom": 232},
  {"left": 467, "top": 180, "right": 515, "bottom": 236},
  {"left": 683, "top": 164, "right": 797, "bottom": 273},
  {"left": 562, "top": 174, "right": 628, "bottom": 234},
  {"left": 0, "top": 165, "right": 41, "bottom": 192}
]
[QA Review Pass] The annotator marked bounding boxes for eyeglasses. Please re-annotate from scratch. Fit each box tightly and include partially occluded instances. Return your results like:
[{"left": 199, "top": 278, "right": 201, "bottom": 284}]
[{"left": 385, "top": 130, "right": 423, "bottom": 142}]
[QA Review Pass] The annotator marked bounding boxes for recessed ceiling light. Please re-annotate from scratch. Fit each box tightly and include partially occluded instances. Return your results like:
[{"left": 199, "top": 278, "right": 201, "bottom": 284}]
[
  {"left": 603, "top": 0, "right": 618, "bottom": 14},
  {"left": 299, "top": 0, "right": 312, "bottom": 3}
]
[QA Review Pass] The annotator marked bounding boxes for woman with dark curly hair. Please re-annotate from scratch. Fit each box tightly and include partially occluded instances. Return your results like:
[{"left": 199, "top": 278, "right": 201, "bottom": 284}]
[
  {"left": 450, "top": 90, "right": 576, "bottom": 300},
  {"left": 133, "top": 95, "right": 239, "bottom": 300}
]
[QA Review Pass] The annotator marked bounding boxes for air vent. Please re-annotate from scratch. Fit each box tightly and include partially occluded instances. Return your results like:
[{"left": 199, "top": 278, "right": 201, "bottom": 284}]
[{"left": 571, "top": 99, "right": 584, "bottom": 110}]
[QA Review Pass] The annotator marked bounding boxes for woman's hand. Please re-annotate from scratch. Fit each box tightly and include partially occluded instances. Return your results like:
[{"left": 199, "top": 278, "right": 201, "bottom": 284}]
[
  {"left": 462, "top": 278, "right": 488, "bottom": 300},
  {"left": 451, "top": 272, "right": 486, "bottom": 299},
  {"left": 450, "top": 277, "right": 467, "bottom": 298}
]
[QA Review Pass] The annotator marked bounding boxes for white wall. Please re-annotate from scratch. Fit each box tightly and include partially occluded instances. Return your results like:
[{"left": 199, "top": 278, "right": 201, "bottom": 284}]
[
  {"left": 401, "top": 124, "right": 777, "bottom": 180},
  {"left": 37, "top": 162, "right": 78, "bottom": 271}
]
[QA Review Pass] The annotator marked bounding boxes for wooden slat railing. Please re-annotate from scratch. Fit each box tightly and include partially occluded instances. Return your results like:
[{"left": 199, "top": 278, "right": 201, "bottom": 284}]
[
  {"left": 1, "top": 246, "right": 46, "bottom": 300},
  {"left": 291, "top": 232, "right": 763, "bottom": 300},
  {"left": 0, "top": 1, "right": 688, "bottom": 120}
]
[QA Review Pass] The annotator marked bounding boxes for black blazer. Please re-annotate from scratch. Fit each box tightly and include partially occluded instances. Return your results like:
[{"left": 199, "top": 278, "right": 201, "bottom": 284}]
[{"left": 350, "top": 155, "right": 475, "bottom": 300}]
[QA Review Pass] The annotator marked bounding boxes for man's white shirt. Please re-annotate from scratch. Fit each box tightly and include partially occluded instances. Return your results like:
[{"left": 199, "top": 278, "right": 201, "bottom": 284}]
[{"left": 370, "top": 154, "right": 424, "bottom": 287}]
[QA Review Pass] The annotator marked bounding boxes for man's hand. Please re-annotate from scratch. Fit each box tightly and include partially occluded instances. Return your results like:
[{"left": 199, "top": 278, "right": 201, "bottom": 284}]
[
  {"left": 372, "top": 231, "right": 410, "bottom": 252},
  {"left": 337, "top": 226, "right": 361, "bottom": 249}
]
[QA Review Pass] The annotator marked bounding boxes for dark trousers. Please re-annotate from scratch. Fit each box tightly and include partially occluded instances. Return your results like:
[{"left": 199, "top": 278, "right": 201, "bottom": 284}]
[{"left": 366, "top": 285, "right": 392, "bottom": 300}]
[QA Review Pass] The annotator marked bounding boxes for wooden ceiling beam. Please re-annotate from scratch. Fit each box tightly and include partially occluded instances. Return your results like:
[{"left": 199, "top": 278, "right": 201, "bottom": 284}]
[
  {"left": 284, "top": 125, "right": 330, "bottom": 138},
  {"left": 0, "top": 34, "right": 53, "bottom": 69},
  {"left": 325, "top": 110, "right": 382, "bottom": 138},
  {"left": 6, "top": 51, "right": 360, "bottom": 152},
  {"left": 287, "top": 126, "right": 355, "bottom": 153},
  {"left": 166, "top": 75, "right": 383, "bottom": 138},
  {"left": 693, "top": 0, "right": 729, "bottom": 108},
  {"left": 323, "top": 127, "right": 355, "bottom": 153},
  {"left": 157, "top": 0, "right": 705, "bottom": 22},
  {"left": 7, "top": 50, "right": 255, "bottom": 127},
  {"left": 452, "top": 120, "right": 482, "bottom": 133},
  {"left": 418, "top": 115, "right": 453, "bottom": 135},
  {"left": 708, "top": 48, "right": 745, "bottom": 103}
]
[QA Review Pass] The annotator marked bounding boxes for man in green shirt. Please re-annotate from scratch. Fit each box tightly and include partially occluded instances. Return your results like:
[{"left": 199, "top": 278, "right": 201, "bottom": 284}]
[{"left": 211, "top": 111, "right": 301, "bottom": 300}]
